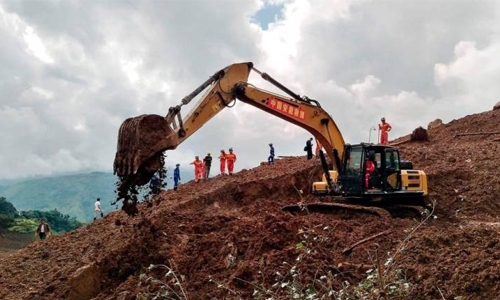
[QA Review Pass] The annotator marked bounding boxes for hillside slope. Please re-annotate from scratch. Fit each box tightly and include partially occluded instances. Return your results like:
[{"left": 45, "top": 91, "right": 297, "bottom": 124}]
[
  {"left": 0, "top": 109, "right": 499, "bottom": 300},
  {"left": 0, "top": 168, "right": 194, "bottom": 222}
]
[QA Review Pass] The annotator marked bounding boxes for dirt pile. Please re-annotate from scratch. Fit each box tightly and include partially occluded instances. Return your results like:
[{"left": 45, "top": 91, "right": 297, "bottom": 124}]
[{"left": 1, "top": 109, "right": 500, "bottom": 300}]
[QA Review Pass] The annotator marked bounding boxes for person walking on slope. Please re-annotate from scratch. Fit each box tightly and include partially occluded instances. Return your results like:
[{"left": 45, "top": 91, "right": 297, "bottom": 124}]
[
  {"left": 226, "top": 148, "right": 237, "bottom": 175},
  {"left": 94, "top": 198, "right": 104, "bottom": 221},
  {"left": 304, "top": 137, "right": 314, "bottom": 160},
  {"left": 268, "top": 143, "right": 275, "bottom": 165},
  {"left": 219, "top": 149, "right": 227, "bottom": 176},
  {"left": 35, "top": 219, "right": 51, "bottom": 240},
  {"left": 190, "top": 156, "right": 204, "bottom": 182},
  {"left": 379, "top": 117, "right": 392, "bottom": 145},
  {"left": 173, "top": 164, "right": 181, "bottom": 191},
  {"left": 203, "top": 153, "right": 212, "bottom": 179}
]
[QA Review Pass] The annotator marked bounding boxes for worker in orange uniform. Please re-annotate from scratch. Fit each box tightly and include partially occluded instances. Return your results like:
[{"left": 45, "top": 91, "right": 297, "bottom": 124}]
[
  {"left": 190, "top": 156, "right": 204, "bottom": 182},
  {"left": 226, "top": 148, "right": 237, "bottom": 175},
  {"left": 219, "top": 149, "right": 227, "bottom": 175},
  {"left": 378, "top": 117, "right": 392, "bottom": 145},
  {"left": 365, "top": 153, "right": 376, "bottom": 189}
]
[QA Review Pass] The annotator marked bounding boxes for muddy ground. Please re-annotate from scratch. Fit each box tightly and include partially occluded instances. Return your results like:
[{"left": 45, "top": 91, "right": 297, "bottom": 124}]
[{"left": 0, "top": 109, "right": 499, "bottom": 300}]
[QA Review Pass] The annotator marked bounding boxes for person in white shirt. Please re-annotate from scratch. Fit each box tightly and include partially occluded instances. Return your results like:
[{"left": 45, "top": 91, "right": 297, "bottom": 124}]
[
  {"left": 36, "top": 219, "right": 51, "bottom": 240},
  {"left": 94, "top": 198, "right": 104, "bottom": 221}
]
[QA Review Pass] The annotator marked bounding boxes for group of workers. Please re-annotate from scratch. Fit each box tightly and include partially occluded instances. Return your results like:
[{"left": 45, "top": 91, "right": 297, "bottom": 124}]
[
  {"left": 189, "top": 148, "right": 237, "bottom": 183},
  {"left": 163, "top": 117, "right": 392, "bottom": 192}
]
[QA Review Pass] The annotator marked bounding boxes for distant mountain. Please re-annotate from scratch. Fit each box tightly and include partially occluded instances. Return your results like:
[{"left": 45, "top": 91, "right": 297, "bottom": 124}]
[{"left": 0, "top": 168, "right": 195, "bottom": 222}]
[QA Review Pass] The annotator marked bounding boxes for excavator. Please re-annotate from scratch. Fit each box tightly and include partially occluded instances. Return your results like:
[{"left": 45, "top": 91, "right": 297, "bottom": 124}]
[{"left": 113, "top": 62, "right": 428, "bottom": 217}]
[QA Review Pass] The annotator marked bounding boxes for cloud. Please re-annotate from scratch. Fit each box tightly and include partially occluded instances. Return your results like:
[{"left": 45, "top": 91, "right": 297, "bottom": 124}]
[{"left": 1, "top": 0, "right": 500, "bottom": 179}]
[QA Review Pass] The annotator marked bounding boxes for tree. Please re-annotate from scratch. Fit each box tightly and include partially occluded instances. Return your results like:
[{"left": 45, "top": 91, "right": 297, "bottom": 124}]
[
  {"left": 0, "top": 197, "right": 18, "bottom": 216},
  {"left": 0, "top": 197, "right": 17, "bottom": 232}
]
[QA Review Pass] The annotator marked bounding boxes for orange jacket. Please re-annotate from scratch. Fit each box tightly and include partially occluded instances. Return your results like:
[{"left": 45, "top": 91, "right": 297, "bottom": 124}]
[
  {"left": 366, "top": 160, "right": 376, "bottom": 174},
  {"left": 190, "top": 160, "right": 203, "bottom": 170},
  {"left": 379, "top": 122, "right": 392, "bottom": 133},
  {"left": 225, "top": 153, "right": 236, "bottom": 162},
  {"left": 219, "top": 152, "right": 226, "bottom": 162}
]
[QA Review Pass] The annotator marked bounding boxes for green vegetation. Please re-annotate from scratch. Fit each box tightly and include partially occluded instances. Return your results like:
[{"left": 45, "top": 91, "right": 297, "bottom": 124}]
[{"left": 0, "top": 197, "right": 83, "bottom": 234}]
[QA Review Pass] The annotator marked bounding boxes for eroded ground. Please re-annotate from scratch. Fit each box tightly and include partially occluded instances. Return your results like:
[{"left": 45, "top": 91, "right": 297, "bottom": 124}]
[{"left": 1, "top": 109, "right": 499, "bottom": 300}]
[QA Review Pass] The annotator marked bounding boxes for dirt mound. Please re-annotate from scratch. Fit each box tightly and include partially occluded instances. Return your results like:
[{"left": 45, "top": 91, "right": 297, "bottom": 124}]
[{"left": 1, "top": 109, "right": 500, "bottom": 300}]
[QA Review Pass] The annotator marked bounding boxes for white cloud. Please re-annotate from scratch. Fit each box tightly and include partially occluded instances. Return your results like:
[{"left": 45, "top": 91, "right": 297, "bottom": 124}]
[{"left": 1, "top": 0, "right": 500, "bottom": 179}]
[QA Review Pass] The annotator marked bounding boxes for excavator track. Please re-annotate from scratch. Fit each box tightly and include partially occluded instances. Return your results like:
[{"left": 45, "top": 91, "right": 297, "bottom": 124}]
[{"left": 282, "top": 202, "right": 392, "bottom": 218}]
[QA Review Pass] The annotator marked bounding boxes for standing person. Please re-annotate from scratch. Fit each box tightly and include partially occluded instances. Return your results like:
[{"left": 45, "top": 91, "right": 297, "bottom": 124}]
[
  {"left": 35, "top": 219, "right": 51, "bottom": 240},
  {"left": 173, "top": 164, "right": 181, "bottom": 191},
  {"left": 219, "top": 149, "right": 227, "bottom": 176},
  {"left": 268, "top": 143, "right": 275, "bottom": 165},
  {"left": 304, "top": 137, "right": 314, "bottom": 160},
  {"left": 226, "top": 148, "right": 237, "bottom": 175},
  {"left": 379, "top": 117, "right": 392, "bottom": 145},
  {"left": 149, "top": 174, "right": 161, "bottom": 195},
  {"left": 94, "top": 198, "right": 103, "bottom": 221},
  {"left": 203, "top": 153, "right": 212, "bottom": 179},
  {"left": 190, "top": 156, "right": 204, "bottom": 182}
]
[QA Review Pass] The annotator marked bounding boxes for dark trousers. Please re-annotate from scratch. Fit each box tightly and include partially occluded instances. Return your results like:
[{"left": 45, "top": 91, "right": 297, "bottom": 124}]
[
  {"left": 174, "top": 179, "right": 179, "bottom": 190},
  {"left": 307, "top": 150, "right": 313, "bottom": 160},
  {"left": 39, "top": 232, "right": 46, "bottom": 240},
  {"left": 268, "top": 155, "right": 274, "bottom": 164},
  {"left": 205, "top": 165, "right": 211, "bottom": 178}
]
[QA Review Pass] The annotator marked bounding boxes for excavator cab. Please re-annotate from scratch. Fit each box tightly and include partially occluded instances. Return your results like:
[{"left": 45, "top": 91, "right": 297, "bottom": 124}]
[
  {"left": 338, "top": 144, "right": 403, "bottom": 197},
  {"left": 308, "top": 144, "right": 428, "bottom": 212}
]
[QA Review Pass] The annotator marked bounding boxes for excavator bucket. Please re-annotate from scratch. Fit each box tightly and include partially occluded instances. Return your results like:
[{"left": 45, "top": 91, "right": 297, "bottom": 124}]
[
  {"left": 114, "top": 114, "right": 174, "bottom": 178},
  {"left": 113, "top": 114, "right": 175, "bottom": 215}
]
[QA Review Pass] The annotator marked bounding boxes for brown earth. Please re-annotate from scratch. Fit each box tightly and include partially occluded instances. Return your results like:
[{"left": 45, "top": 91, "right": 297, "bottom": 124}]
[{"left": 1, "top": 109, "right": 500, "bottom": 299}]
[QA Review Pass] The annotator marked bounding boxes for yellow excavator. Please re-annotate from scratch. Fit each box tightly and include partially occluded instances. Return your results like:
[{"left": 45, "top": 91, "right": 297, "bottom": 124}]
[{"left": 113, "top": 62, "right": 428, "bottom": 217}]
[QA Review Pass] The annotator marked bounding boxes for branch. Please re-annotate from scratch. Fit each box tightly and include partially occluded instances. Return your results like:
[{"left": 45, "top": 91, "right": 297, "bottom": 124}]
[
  {"left": 454, "top": 131, "right": 500, "bottom": 138},
  {"left": 342, "top": 229, "right": 392, "bottom": 256}
]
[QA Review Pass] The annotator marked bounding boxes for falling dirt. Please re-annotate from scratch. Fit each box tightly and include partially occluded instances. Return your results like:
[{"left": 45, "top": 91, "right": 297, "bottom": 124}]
[{"left": 1, "top": 109, "right": 500, "bottom": 299}]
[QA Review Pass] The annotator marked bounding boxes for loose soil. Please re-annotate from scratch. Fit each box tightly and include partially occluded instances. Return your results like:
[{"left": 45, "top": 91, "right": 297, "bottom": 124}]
[{"left": 1, "top": 109, "right": 500, "bottom": 300}]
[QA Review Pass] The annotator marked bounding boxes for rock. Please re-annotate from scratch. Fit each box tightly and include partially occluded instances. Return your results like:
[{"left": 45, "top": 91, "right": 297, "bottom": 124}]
[
  {"left": 427, "top": 118, "right": 443, "bottom": 130},
  {"left": 494, "top": 101, "right": 500, "bottom": 110},
  {"left": 68, "top": 264, "right": 101, "bottom": 300},
  {"left": 411, "top": 126, "right": 429, "bottom": 141}
]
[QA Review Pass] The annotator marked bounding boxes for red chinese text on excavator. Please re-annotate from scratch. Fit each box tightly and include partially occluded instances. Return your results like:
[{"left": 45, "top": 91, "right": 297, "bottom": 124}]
[{"left": 114, "top": 62, "right": 428, "bottom": 217}]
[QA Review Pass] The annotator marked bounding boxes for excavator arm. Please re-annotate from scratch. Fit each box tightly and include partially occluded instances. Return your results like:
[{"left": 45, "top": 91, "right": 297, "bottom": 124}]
[
  {"left": 113, "top": 62, "right": 345, "bottom": 211},
  {"left": 114, "top": 62, "right": 344, "bottom": 178}
]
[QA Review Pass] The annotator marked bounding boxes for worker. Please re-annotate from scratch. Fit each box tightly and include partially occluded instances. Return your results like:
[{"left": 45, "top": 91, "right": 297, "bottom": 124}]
[
  {"left": 365, "top": 153, "right": 376, "bottom": 189},
  {"left": 219, "top": 149, "right": 227, "bottom": 176},
  {"left": 203, "top": 153, "right": 212, "bottom": 179},
  {"left": 315, "top": 139, "right": 323, "bottom": 157},
  {"left": 304, "top": 137, "right": 314, "bottom": 160},
  {"left": 149, "top": 174, "right": 161, "bottom": 195},
  {"left": 379, "top": 117, "right": 392, "bottom": 145},
  {"left": 226, "top": 148, "right": 237, "bottom": 175},
  {"left": 190, "top": 156, "right": 204, "bottom": 182},
  {"left": 94, "top": 198, "right": 104, "bottom": 221},
  {"left": 268, "top": 143, "right": 275, "bottom": 165},
  {"left": 173, "top": 164, "right": 181, "bottom": 190},
  {"left": 35, "top": 219, "right": 51, "bottom": 240}
]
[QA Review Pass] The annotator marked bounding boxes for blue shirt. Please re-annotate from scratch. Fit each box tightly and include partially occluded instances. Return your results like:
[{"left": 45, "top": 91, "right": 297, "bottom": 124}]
[{"left": 174, "top": 167, "right": 181, "bottom": 180}]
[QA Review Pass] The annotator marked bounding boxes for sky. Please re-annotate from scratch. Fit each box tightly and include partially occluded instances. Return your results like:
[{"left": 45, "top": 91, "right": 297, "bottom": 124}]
[{"left": 1, "top": 0, "right": 499, "bottom": 180}]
